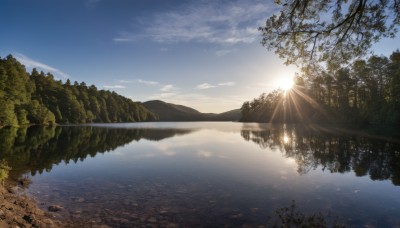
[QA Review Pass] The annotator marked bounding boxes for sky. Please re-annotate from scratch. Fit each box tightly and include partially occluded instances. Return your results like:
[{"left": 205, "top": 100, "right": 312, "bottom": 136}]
[{"left": 1, "top": 0, "right": 399, "bottom": 113}]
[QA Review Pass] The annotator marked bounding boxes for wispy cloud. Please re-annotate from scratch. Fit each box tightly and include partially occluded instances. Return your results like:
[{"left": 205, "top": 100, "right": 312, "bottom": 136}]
[
  {"left": 215, "top": 49, "right": 237, "bottom": 56},
  {"left": 118, "top": 79, "right": 159, "bottom": 85},
  {"left": 150, "top": 92, "right": 177, "bottom": 99},
  {"left": 114, "top": 0, "right": 270, "bottom": 44},
  {"left": 138, "top": 79, "right": 159, "bottom": 85},
  {"left": 218, "top": 82, "right": 235, "bottom": 86},
  {"left": 196, "top": 81, "right": 235, "bottom": 90},
  {"left": 103, "top": 85, "right": 126, "bottom": 89},
  {"left": 196, "top": 83, "right": 216, "bottom": 90},
  {"left": 118, "top": 80, "right": 135, "bottom": 83},
  {"left": 160, "top": 84, "right": 177, "bottom": 92},
  {"left": 113, "top": 38, "right": 133, "bottom": 42},
  {"left": 15, "top": 53, "right": 70, "bottom": 79}
]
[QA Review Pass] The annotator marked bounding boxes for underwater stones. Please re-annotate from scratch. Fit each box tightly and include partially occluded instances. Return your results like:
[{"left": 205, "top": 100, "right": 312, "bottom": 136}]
[
  {"left": 48, "top": 205, "right": 62, "bottom": 212},
  {"left": 250, "top": 207, "right": 259, "bottom": 213},
  {"left": 147, "top": 217, "right": 157, "bottom": 223},
  {"left": 159, "top": 209, "right": 169, "bottom": 215}
]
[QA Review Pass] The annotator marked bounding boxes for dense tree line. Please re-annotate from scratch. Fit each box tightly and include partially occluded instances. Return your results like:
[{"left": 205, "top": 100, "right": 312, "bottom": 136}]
[
  {"left": 0, "top": 55, "right": 157, "bottom": 127},
  {"left": 241, "top": 51, "right": 400, "bottom": 125}
]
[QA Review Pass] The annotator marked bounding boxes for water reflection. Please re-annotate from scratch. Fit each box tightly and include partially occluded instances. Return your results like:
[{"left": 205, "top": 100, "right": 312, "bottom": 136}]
[
  {"left": 241, "top": 124, "right": 400, "bottom": 185},
  {"left": 0, "top": 126, "right": 194, "bottom": 179},
  {"left": 2, "top": 124, "right": 400, "bottom": 186},
  {"left": 1, "top": 123, "right": 399, "bottom": 227}
]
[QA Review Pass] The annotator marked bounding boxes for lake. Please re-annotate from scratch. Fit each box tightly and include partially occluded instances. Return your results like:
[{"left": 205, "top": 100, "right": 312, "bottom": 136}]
[{"left": 1, "top": 122, "right": 400, "bottom": 227}]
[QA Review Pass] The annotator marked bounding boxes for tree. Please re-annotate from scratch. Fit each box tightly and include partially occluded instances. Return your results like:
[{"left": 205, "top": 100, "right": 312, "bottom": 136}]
[
  {"left": 260, "top": 0, "right": 400, "bottom": 67},
  {"left": 0, "top": 55, "right": 157, "bottom": 126},
  {"left": 0, "top": 101, "right": 18, "bottom": 127},
  {"left": 240, "top": 50, "right": 400, "bottom": 124},
  {"left": 27, "top": 100, "right": 56, "bottom": 125}
]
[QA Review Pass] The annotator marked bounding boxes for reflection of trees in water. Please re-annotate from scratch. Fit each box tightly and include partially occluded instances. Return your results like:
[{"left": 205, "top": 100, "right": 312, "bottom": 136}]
[
  {"left": 241, "top": 125, "right": 400, "bottom": 186},
  {"left": 0, "top": 126, "right": 193, "bottom": 180}
]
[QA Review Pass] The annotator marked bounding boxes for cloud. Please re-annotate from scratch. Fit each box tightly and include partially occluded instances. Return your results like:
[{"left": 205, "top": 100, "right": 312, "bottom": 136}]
[
  {"left": 113, "top": 38, "right": 134, "bottom": 42},
  {"left": 118, "top": 80, "right": 135, "bottom": 83},
  {"left": 118, "top": 79, "right": 159, "bottom": 85},
  {"left": 114, "top": 0, "right": 270, "bottom": 44},
  {"left": 138, "top": 79, "right": 159, "bottom": 85},
  {"left": 196, "top": 81, "right": 235, "bottom": 89},
  {"left": 196, "top": 83, "right": 216, "bottom": 90},
  {"left": 160, "top": 84, "right": 177, "bottom": 92},
  {"left": 103, "top": 85, "right": 126, "bottom": 89},
  {"left": 218, "top": 82, "right": 235, "bottom": 86},
  {"left": 146, "top": 83, "right": 180, "bottom": 99},
  {"left": 14, "top": 53, "right": 70, "bottom": 79},
  {"left": 215, "top": 49, "right": 237, "bottom": 56},
  {"left": 149, "top": 92, "right": 177, "bottom": 99}
]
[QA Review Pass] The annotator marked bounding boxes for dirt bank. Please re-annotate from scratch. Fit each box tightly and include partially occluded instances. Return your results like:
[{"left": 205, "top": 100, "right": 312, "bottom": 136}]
[{"left": 0, "top": 181, "right": 64, "bottom": 228}]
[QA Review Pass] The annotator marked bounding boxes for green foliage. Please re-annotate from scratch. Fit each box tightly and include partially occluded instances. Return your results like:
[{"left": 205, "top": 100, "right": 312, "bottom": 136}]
[
  {"left": 0, "top": 159, "right": 11, "bottom": 185},
  {"left": 240, "top": 90, "right": 285, "bottom": 122},
  {"left": 0, "top": 101, "right": 18, "bottom": 126},
  {"left": 0, "top": 55, "right": 158, "bottom": 127},
  {"left": 260, "top": 0, "right": 400, "bottom": 67},
  {"left": 16, "top": 107, "right": 29, "bottom": 125},
  {"left": 241, "top": 50, "right": 400, "bottom": 125},
  {"left": 26, "top": 100, "right": 56, "bottom": 125}
]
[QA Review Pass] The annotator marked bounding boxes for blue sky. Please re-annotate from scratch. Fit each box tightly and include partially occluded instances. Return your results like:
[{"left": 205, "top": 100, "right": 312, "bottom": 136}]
[{"left": 1, "top": 0, "right": 399, "bottom": 113}]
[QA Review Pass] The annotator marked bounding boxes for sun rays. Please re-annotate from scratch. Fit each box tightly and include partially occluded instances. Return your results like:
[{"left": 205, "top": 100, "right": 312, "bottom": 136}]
[{"left": 269, "top": 84, "right": 330, "bottom": 124}]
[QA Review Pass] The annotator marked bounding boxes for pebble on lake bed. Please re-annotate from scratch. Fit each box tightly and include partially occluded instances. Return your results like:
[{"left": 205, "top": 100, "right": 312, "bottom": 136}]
[{"left": 48, "top": 205, "right": 63, "bottom": 212}]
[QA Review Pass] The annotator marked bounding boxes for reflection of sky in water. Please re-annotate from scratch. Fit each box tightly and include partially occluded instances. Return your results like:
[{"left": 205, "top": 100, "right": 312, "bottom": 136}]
[{"left": 27, "top": 123, "right": 400, "bottom": 227}]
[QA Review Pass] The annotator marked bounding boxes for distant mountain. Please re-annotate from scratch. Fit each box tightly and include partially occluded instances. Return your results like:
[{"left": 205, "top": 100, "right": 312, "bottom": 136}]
[
  {"left": 211, "top": 109, "right": 242, "bottom": 121},
  {"left": 142, "top": 100, "right": 241, "bottom": 121}
]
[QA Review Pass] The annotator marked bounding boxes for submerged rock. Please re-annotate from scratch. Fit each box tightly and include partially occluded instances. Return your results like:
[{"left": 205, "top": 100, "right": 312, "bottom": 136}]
[{"left": 48, "top": 205, "right": 63, "bottom": 212}]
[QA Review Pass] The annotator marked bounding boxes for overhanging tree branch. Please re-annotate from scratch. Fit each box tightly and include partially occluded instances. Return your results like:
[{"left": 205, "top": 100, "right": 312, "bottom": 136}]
[{"left": 260, "top": 0, "right": 400, "bottom": 68}]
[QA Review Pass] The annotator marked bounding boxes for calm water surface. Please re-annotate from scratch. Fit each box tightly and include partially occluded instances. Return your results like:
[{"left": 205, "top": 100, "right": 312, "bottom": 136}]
[{"left": 1, "top": 122, "right": 400, "bottom": 227}]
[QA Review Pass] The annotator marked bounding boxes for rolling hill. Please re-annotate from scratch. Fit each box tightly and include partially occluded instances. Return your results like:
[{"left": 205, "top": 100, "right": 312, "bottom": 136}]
[{"left": 142, "top": 100, "right": 241, "bottom": 121}]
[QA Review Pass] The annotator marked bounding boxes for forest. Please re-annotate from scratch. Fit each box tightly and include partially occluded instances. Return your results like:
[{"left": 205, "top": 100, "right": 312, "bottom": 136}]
[
  {"left": 241, "top": 51, "right": 400, "bottom": 125},
  {"left": 0, "top": 55, "right": 157, "bottom": 127}
]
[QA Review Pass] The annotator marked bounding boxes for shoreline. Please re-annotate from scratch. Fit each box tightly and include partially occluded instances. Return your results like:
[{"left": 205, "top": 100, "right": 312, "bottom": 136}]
[{"left": 0, "top": 180, "right": 65, "bottom": 227}]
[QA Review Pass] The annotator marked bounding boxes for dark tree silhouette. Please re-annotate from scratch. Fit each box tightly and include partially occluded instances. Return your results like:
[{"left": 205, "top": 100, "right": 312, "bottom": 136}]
[
  {"left": 241, "top": 50, "right": 400, "bottom": 125},
  {"left": 260, "top": 0, "right": 400, "bottom": 66}
]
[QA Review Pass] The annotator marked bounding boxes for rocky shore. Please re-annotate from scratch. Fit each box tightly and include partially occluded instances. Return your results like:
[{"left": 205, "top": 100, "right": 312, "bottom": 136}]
[{"left": 0, "top": 181, "right": 64, "bottom": 228}]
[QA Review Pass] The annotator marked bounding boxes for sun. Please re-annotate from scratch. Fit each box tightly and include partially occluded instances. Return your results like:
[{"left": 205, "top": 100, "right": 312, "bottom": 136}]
[
  {"left": 283, "top": 134, "right": 290, "bottom": 144},
  {"left": 277, "top": 77, "right": 294, "bottom": 91}
]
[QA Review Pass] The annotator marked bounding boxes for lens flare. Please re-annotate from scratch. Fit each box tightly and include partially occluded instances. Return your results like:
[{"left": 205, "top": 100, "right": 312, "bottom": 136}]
[{"left": 277, "top": 77, "right": 294, "bottom": 91}]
